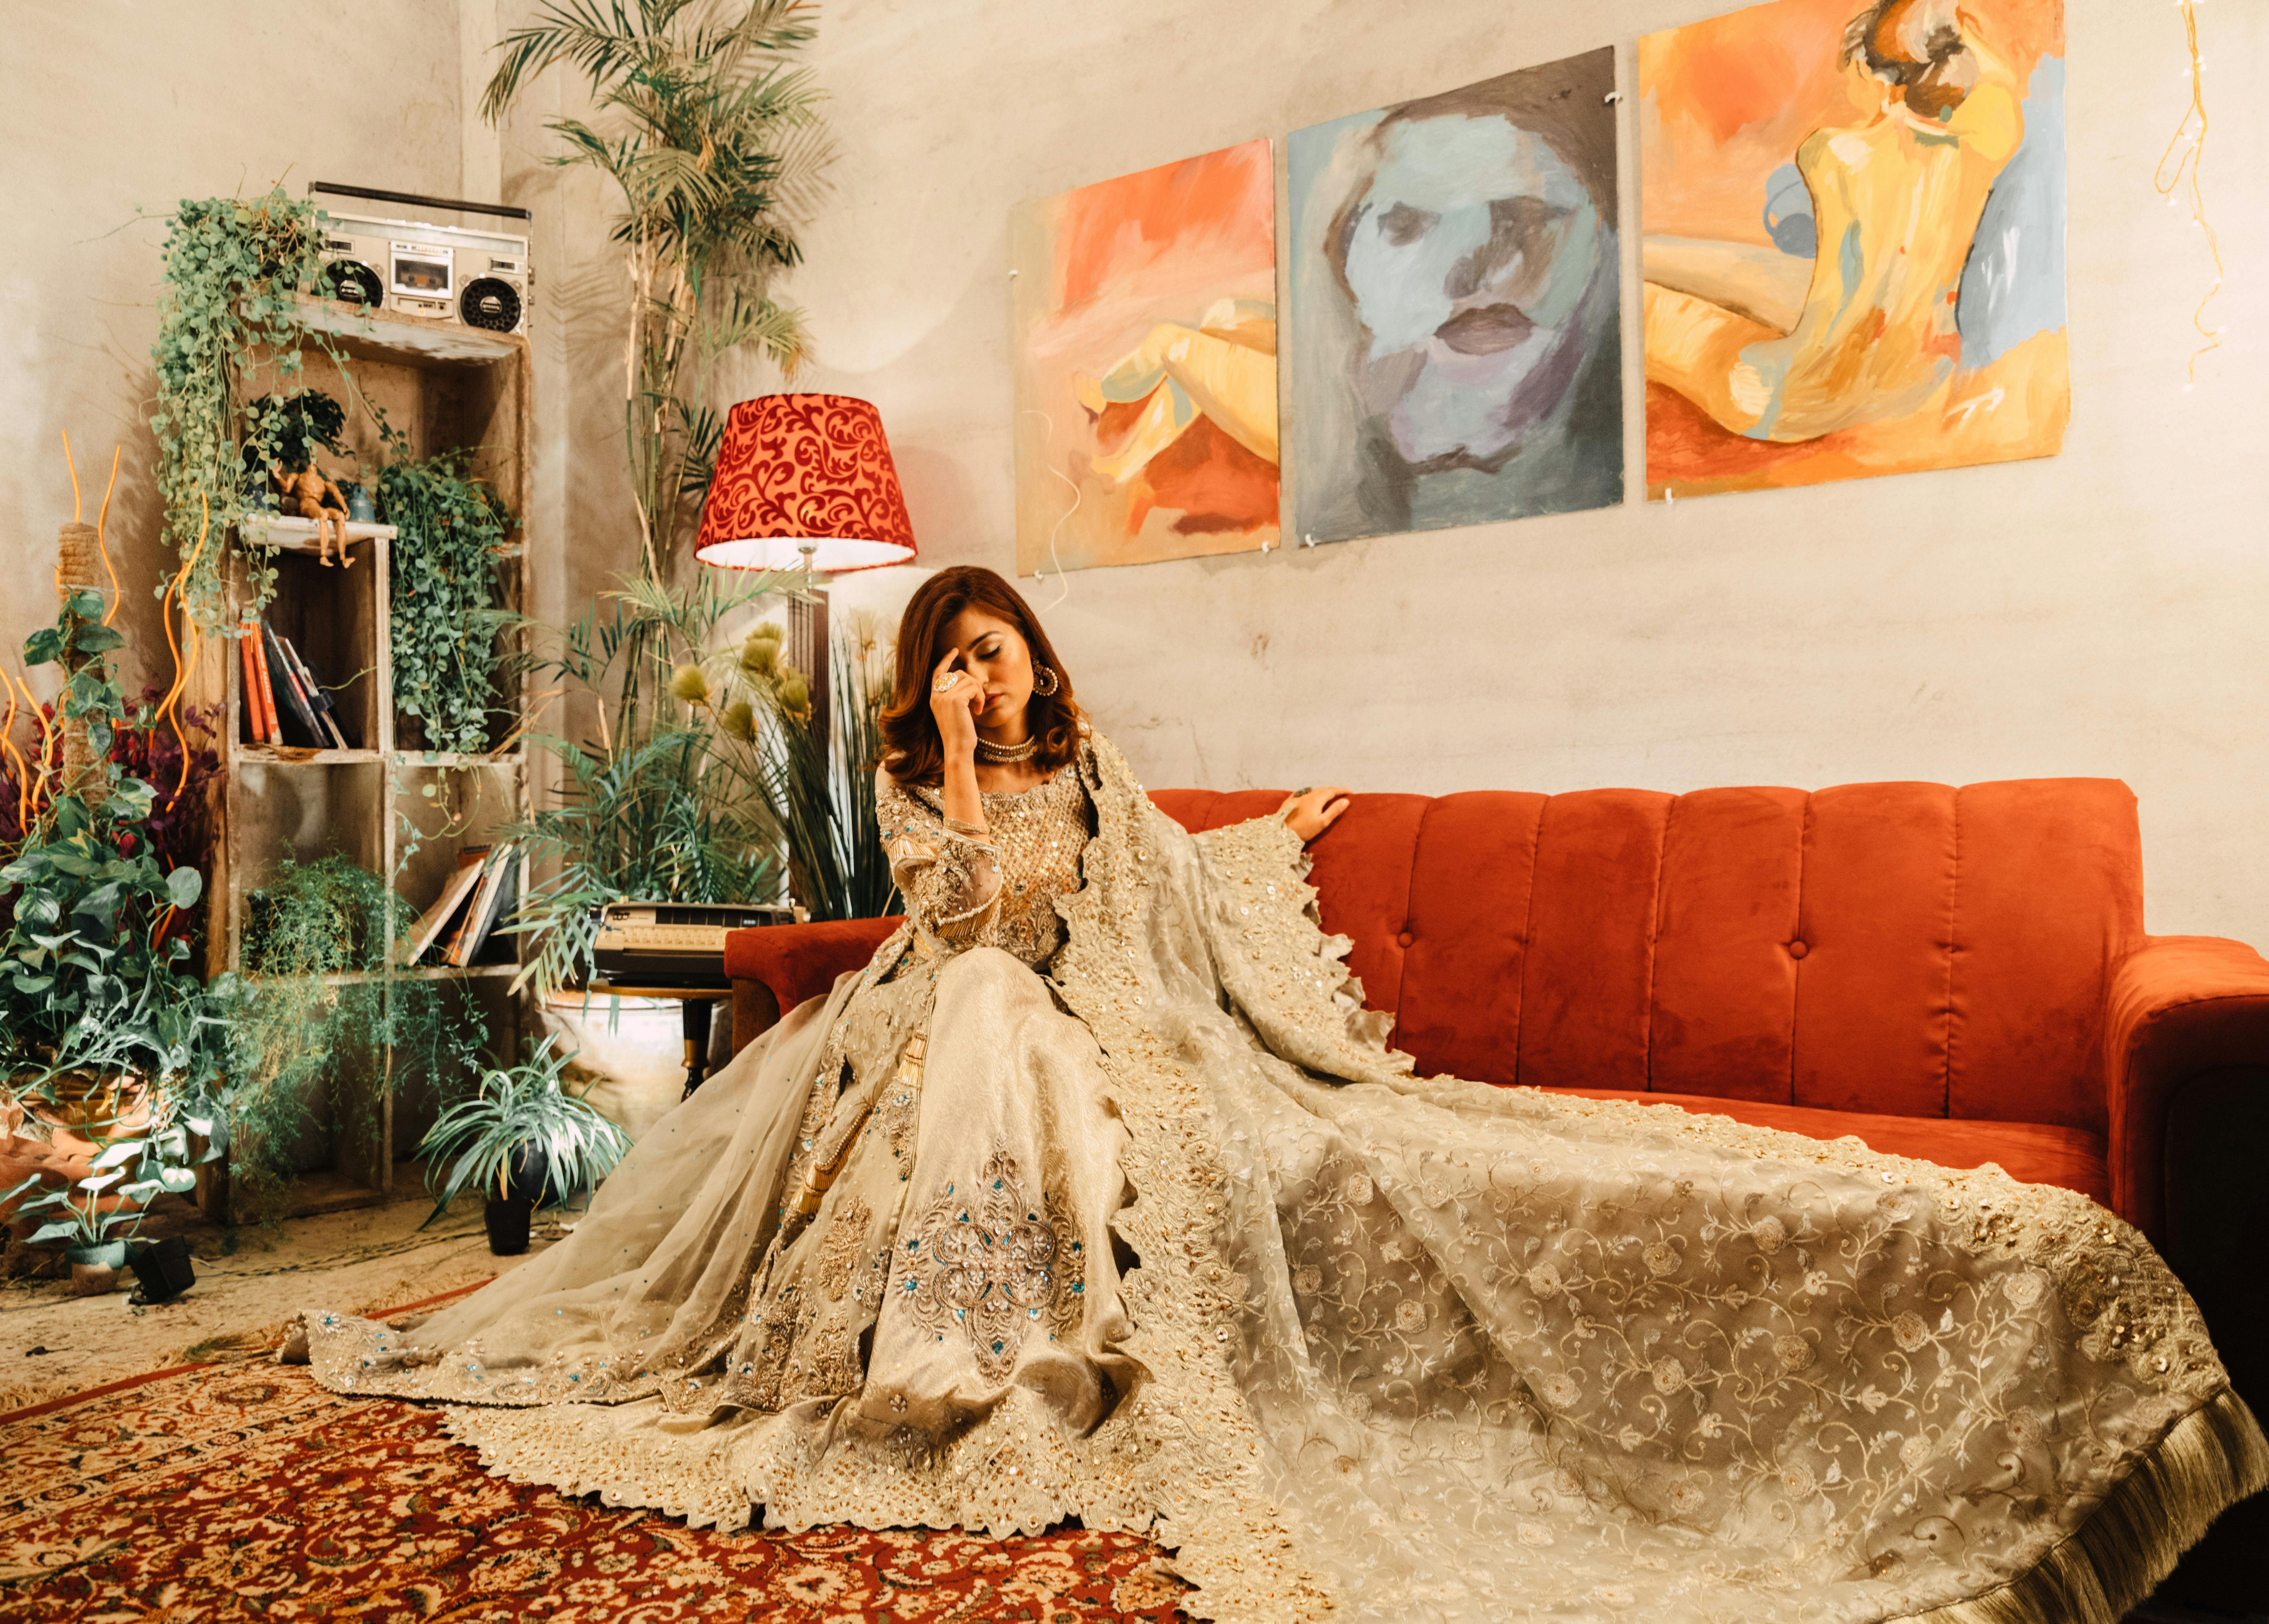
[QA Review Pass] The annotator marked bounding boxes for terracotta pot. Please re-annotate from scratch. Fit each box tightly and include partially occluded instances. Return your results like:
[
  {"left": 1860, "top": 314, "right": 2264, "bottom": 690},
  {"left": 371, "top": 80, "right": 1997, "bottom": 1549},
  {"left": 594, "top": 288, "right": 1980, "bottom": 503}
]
[{"left": 2, "top": 1075, "right": 159, "bottom": 1227}]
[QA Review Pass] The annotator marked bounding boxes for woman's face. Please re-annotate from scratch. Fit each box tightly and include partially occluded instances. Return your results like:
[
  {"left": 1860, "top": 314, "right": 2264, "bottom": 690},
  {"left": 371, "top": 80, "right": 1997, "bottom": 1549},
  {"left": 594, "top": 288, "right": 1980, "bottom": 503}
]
[
  {"left": 941, "top": 608, "right": 1035, "bottom": 730},
  {"left": 1338, "top": 114, "right": 1611, "bottom": 470}
]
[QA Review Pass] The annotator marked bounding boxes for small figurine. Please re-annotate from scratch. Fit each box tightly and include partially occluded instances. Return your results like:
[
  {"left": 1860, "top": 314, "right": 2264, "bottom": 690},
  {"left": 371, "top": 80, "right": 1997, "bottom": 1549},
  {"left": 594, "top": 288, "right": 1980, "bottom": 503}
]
[
  {"left": 272, "top": 462, "right": 355, "bottom": 566},
  {"left": 243, "top": 390, "right": 356, "bottom": 564}
]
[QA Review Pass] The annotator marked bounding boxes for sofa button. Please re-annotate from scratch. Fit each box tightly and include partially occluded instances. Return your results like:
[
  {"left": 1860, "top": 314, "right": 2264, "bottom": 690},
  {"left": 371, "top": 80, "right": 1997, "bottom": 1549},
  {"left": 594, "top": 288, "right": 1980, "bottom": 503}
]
[
  {"left": 1397, "top": 931, "right": 1414, "bottom": 948},
  {"left": 1787, "top": 939, "right": 1809, "bottom": 960}
]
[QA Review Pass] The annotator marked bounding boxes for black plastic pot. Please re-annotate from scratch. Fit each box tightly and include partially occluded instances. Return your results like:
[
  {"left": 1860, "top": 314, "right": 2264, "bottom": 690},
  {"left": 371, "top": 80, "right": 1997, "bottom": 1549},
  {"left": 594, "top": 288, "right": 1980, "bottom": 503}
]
[
  {"left": 484, "top": 1141, "right": 549, "bottom": 1255},
  {"left": 484, "top": 1193, "right": 534, "bottom": 1255}
]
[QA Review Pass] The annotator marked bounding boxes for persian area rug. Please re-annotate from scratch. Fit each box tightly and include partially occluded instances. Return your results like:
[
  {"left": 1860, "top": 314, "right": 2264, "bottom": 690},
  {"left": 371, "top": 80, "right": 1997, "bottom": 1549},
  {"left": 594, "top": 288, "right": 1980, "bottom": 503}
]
[{"left": 0, "top": 1360, "right": 1190, "bottom": 1622}]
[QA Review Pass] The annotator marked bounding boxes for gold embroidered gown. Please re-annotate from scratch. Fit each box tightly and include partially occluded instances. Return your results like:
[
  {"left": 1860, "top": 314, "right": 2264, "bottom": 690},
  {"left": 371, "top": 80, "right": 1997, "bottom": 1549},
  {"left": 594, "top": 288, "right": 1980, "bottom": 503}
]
[{"left": 291, "top": 730, "right": 2266, "bottom": 1624}]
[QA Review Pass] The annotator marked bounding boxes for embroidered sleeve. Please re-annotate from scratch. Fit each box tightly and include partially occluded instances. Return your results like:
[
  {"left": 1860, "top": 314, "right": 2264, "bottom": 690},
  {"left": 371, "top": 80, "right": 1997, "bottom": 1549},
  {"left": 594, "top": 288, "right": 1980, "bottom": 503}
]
[{"left": 876, "top": 770, "right": 1002, "bottom": 943}]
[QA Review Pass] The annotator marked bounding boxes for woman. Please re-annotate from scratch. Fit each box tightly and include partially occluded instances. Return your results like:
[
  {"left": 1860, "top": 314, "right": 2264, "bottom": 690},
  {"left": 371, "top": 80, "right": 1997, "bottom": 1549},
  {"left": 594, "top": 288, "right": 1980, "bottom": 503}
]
[{"left": 294, "top": 568, "right": 2262, "bottom": 1624}]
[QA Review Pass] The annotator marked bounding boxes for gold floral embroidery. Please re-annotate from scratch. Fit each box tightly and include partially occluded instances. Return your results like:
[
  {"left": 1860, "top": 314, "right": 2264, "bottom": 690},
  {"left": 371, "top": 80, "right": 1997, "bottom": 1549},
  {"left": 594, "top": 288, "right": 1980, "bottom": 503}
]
[
  {"left": 817, "top": 1198, "right": 874, "bottom": 1300},
  {"left": 900, "top": 1149, "right": 1080, "bottom": 1383}
]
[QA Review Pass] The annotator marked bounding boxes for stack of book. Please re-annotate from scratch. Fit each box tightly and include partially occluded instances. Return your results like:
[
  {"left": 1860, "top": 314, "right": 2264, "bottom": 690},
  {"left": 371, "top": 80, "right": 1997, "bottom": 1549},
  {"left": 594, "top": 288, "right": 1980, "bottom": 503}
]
[
  {"left": 239, "top": 615, "right": 357, "bottom": 750},
  {"left": 399, "top": 843, "right": 520, "bottom": 969}
]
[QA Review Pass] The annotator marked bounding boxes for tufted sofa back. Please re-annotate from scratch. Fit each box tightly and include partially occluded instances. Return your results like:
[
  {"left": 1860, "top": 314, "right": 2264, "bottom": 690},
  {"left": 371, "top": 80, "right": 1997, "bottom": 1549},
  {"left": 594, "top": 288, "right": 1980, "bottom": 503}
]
[{"left": 1150, "top": 780, "right": 2145, "bottom": 1132}]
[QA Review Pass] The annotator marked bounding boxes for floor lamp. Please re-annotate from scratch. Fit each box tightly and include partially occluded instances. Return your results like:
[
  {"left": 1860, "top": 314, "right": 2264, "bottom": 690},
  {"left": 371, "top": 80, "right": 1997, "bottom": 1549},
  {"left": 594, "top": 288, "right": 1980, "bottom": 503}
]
[{"left": 694, "top": 394, "right": 919, "bottom": 748}]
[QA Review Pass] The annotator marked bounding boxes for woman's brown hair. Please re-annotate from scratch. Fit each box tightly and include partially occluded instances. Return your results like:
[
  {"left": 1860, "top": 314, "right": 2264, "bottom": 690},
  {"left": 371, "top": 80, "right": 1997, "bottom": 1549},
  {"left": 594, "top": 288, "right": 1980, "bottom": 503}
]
[{"left": 879, "top": 566, "right": 1084, "bottom": 786}]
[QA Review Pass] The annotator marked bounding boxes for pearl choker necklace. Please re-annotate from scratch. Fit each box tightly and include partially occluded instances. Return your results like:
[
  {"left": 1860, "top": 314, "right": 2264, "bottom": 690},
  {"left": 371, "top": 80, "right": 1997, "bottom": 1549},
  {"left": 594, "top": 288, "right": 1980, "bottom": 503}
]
[{"left": 976, "top": 735, "right": 1040, "bottom": 764}]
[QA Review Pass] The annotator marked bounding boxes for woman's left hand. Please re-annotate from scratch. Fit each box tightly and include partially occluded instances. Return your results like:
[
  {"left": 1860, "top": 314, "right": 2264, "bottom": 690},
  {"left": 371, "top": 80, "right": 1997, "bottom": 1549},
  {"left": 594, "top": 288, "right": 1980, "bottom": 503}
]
[{"left": 1281, "top": 786, "right": 1351, "bottom": 844}]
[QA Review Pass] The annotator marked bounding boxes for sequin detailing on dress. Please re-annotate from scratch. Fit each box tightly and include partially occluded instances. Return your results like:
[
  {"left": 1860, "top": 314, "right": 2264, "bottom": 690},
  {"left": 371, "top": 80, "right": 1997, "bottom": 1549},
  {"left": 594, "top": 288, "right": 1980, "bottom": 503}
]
[
  {"left": 878, "top": 766, "right": 1091, "bottom": 967},
  {"left": 901, "top": 1148, "right": 1080, "bottom": 1383}
]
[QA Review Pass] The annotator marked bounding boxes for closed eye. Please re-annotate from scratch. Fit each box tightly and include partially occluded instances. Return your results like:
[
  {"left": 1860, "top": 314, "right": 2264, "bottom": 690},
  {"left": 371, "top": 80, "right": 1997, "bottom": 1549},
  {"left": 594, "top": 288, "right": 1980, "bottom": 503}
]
[{"left": 1378, "top": 202, "right": 1439, "bottom": 247}]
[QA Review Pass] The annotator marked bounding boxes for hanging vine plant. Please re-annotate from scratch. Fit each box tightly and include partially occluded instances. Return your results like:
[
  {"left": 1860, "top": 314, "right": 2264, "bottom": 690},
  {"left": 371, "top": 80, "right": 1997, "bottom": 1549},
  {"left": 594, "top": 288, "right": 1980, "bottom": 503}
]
[
  {"left": 148, "top": 186, "right": 331, "bottom": 628},
  {"left": 378, "top": 450, "right": 514, "bottom": 755}
]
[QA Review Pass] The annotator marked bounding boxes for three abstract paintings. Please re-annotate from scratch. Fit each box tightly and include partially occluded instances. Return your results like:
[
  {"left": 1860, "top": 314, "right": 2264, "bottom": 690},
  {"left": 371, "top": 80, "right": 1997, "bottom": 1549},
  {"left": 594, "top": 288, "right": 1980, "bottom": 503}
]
[{"left": 1011, "top": 0, "right": 2069, "bottom": 574}]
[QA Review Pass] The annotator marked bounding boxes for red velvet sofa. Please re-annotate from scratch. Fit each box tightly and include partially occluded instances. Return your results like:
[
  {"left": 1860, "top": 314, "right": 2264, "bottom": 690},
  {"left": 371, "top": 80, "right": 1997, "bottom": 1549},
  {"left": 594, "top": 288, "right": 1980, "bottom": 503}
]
[{"left": 726, "top": 776, "right": 2269, "bottom": 1599}]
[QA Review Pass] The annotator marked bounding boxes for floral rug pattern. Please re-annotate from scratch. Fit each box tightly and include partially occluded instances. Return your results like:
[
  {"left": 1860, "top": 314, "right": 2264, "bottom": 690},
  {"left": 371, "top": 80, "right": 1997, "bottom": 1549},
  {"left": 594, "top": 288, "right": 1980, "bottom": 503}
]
[{"left": 0, "top": 1362, "right": 1189, "bottom": 1621}]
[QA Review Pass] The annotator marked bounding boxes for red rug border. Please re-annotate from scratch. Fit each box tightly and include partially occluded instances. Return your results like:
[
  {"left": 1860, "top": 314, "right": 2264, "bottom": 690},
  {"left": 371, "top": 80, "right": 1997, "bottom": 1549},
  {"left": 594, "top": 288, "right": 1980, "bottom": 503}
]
[{"left": 0, "top": 1275, "right": 493, "bottom": 1429}]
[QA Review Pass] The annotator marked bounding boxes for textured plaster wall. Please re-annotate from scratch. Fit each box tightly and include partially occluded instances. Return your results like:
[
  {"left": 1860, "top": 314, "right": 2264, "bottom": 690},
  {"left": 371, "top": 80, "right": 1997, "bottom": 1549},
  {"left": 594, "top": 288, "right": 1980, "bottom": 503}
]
[
  {"left": 774, "top": 0, "right": 2269, "bottom": 942},
  {"left": 0, "top": 0, "right": 467, "bottom": 699}
]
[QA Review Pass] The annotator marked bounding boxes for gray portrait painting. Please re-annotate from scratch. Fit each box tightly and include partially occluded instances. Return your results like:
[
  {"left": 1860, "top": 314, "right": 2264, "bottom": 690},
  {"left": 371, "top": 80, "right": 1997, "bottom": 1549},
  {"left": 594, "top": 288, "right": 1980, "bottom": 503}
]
[{"left": 1287, "top": 47, "right": 1623, "bottom": 545}]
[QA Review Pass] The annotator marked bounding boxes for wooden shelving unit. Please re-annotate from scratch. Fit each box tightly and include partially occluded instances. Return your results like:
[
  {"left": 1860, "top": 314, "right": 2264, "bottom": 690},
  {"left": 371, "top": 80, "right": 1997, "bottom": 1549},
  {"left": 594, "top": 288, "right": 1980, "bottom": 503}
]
[{"left": 192, "top": 298, "right": 535, "bottom": 1221}]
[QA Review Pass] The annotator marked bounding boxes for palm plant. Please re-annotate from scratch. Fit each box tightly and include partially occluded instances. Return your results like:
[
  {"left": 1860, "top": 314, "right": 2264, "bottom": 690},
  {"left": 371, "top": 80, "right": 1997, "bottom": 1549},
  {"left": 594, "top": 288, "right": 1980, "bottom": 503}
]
[{"left": 480, "top": 0, "right": 826, "bottom": 584}]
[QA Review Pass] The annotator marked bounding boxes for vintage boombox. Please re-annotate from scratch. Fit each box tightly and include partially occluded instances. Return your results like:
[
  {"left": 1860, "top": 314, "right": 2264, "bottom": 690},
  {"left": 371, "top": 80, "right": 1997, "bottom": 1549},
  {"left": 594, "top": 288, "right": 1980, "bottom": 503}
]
[
  {"left": 591, "top": 901, "right": 795, "bottom": 988},
  {"left": 309, "top": 182, "right": 533, "bottom": 336}
]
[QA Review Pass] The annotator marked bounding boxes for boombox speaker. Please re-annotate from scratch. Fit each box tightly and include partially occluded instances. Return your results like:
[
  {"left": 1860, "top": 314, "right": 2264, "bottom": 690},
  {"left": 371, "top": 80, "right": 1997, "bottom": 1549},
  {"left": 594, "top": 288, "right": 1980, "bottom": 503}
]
[{"left": 310, "top": 182, "right": 534, "bottom": 337}]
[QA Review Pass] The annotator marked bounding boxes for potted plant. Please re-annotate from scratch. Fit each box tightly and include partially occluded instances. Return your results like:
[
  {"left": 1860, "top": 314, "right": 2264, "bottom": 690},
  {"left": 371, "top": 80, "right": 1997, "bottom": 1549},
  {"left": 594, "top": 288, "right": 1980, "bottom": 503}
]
[
  {"left": 5, "top": 1166, "right": 145, "bottom": 1293},
  {"left": 507, "top": 572, "right": 794, "bottom": 1003},
  {"left": 418, "top": 1036, "right": 630, "bottom": 1256},
  {"left": 2, "top": 573, "right": 235, "bottom": 1287},
  {"left": 479, "top": 0, "right": 823, "bottom": 585}
]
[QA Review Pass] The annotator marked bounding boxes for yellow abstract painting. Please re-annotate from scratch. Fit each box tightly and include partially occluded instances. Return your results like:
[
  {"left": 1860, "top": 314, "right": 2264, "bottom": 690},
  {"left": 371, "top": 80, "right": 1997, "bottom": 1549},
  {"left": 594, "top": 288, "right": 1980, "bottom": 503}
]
[{"left": 1641, "top": 0, "right": 2068, "bottom": 498}]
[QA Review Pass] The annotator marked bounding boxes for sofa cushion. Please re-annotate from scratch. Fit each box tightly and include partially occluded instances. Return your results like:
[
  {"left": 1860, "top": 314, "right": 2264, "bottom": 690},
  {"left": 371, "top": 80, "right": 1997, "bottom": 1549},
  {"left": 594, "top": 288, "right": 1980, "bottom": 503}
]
[
  {"left": 1150, "top": 780, "right": 2142, "bottom": 1135},
  {"left": 1554, "top": 1087, "right": 2112, "bottom": 1206}
]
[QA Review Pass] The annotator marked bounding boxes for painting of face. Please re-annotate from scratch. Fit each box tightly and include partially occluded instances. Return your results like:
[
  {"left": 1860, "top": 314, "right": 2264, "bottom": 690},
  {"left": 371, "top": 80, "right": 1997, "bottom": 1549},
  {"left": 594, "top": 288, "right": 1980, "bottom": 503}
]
[
  {"left": 1010, "top": 139, "right": 1279, "bottom": 576},
  {"left": 1640, "top": 0, "right": 2068, "bottom": 497},
  {"left": 1287, "top": 48, "right": 1622, "bottom": 546}
]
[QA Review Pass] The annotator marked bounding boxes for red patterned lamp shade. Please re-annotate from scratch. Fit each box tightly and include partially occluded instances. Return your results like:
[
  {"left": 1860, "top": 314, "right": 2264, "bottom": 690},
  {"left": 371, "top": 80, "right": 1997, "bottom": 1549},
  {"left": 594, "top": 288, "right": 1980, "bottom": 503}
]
[{"left": 695, "top": 394, "right": 917, "bottom": 574}]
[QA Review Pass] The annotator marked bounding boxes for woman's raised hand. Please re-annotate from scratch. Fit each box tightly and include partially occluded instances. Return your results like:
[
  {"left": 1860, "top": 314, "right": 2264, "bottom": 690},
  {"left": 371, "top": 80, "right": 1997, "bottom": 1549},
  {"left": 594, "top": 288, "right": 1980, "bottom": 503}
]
[
  {"left": 1281, "top": 786, "right": 1351, "bottom": 844},
  {"left": 929, "top": 646, "right": 983, "bottom": 759}
]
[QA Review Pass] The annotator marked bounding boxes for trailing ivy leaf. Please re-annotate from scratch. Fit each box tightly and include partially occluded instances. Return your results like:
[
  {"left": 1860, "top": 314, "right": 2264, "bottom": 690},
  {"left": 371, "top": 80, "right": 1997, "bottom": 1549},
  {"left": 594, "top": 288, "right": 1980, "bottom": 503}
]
[
  {"left": 13, "top": 974, "right": 54, "bottom": 995},
  {"left": 165, "top": 867, "right": 204, "bottom": 909},
  {"left": 23, "top": 626, "right": 65, "bottom": 666},
  {"left": 73, "top": 624, "right": 126, "bottom": 654}
]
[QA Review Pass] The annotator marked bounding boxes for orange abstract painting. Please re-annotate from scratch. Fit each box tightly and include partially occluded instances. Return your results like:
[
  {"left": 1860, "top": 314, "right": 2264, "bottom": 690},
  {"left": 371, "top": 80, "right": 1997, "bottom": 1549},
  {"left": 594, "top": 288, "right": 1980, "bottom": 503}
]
[
  {"left": 1640, "top": 0, "right": 2068, "bottom": 498},
  {"left": 1011, "top": 140, "right": 1278, "bottom": 575}
]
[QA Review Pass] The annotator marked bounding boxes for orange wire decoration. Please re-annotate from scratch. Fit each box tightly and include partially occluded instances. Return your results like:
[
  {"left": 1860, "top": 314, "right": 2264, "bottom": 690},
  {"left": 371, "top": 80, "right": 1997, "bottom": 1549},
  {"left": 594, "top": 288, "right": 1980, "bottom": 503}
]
[
  {"left": 2155, "top": 0, "right": 2223, "bottom": 384},
  {"left": 150, "top": 494, "right": 212, "bottom": 812},
  {"left": 95, "top": 445, "right": 124, "bottom": 626}
]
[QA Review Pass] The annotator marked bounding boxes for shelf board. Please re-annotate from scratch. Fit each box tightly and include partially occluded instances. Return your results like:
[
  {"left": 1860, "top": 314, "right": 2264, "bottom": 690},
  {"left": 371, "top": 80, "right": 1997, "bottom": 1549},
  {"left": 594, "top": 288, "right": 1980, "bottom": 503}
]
[
  {"left": 241, "top": 963, "right": 521, "bottom": 987},
  {"left": 351, "top": 963, "right": 522, "bottom": 985},
  {"left": 233, "top": 744, "right": 382, "bottom": 767},
  {"left": 294, "top": 294, "right": 527, "bottom": 366},
  {"left": 242, "top": 514, "right": 395, "bottom": 557},
  {"left": 390, "top": 749, "right": 527, "bottom": 769}
]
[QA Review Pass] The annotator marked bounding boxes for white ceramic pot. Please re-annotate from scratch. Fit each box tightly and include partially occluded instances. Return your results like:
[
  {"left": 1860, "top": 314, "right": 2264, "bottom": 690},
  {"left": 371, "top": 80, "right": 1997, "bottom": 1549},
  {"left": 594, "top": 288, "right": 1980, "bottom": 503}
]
[{"left": 539, "top": 993, "right": 725, "bottom": 1145}]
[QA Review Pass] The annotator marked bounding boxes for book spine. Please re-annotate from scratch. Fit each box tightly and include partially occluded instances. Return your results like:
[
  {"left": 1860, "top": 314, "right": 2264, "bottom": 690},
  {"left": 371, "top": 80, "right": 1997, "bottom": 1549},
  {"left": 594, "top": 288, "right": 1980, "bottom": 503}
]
[
  {"left": 264, "top": 621, "right": 323, "bottom": 748},
  {"left": 247, "top": 623, "right": 281, "bottom": 744},
  {"left": 282, "top": 636, "right": 350, "bottom": 750},
  {"left": 457, "top": 844, "right": 516, "bottom": 966},
  {"left": 238, "top": 626, "right": 263, "bottom": 744}
]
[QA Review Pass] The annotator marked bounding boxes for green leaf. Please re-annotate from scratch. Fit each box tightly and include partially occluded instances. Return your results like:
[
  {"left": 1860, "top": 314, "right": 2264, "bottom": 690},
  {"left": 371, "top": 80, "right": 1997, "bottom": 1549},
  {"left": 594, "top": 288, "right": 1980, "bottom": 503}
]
[
  {"left": 23, "top": 627, "right": 64, "bottom": 666},
  {"left": 74, "top": 624, "right": 126, "bottom": 653},
  {"left": 27, "top": 1220, "right": 81, "bottom": 1244},
  {"left": 165, "top": 867, "right": 204, "bottom": 909}
]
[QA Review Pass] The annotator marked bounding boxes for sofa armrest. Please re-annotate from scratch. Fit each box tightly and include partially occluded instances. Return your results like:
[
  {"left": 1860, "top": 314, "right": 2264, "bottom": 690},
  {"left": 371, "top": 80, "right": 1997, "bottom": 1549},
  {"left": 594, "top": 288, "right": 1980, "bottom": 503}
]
[
  {"left": 723, "top": 916, "right": 903, "bottom": 1054},
  {"left": 2104, "top": 934, "right": 2269, "bottom": 1240}
]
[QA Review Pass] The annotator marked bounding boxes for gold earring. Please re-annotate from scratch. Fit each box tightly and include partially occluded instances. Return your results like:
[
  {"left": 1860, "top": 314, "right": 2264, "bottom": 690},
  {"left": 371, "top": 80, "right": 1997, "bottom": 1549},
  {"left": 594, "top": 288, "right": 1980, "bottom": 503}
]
[{"left": 1032, "top": 664, "right": 1059, "bottom": 697}]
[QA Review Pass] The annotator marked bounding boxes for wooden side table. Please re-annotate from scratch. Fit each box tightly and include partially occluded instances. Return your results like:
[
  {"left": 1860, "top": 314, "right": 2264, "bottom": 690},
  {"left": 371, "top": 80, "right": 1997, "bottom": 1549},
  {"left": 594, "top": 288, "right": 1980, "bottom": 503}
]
[{"left": 579, "top": 982, "right": 733, "bottom": 1098}]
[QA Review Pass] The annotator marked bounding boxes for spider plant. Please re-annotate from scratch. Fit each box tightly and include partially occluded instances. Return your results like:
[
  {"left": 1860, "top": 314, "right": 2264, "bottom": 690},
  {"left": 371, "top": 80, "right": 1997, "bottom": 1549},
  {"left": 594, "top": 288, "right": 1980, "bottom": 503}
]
[
  {"left": 417, "top": 1036, "right": 629, "bottom": 1225},
  {"left": 480, "top": 0, "right": 827, "bottom": 585}
]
